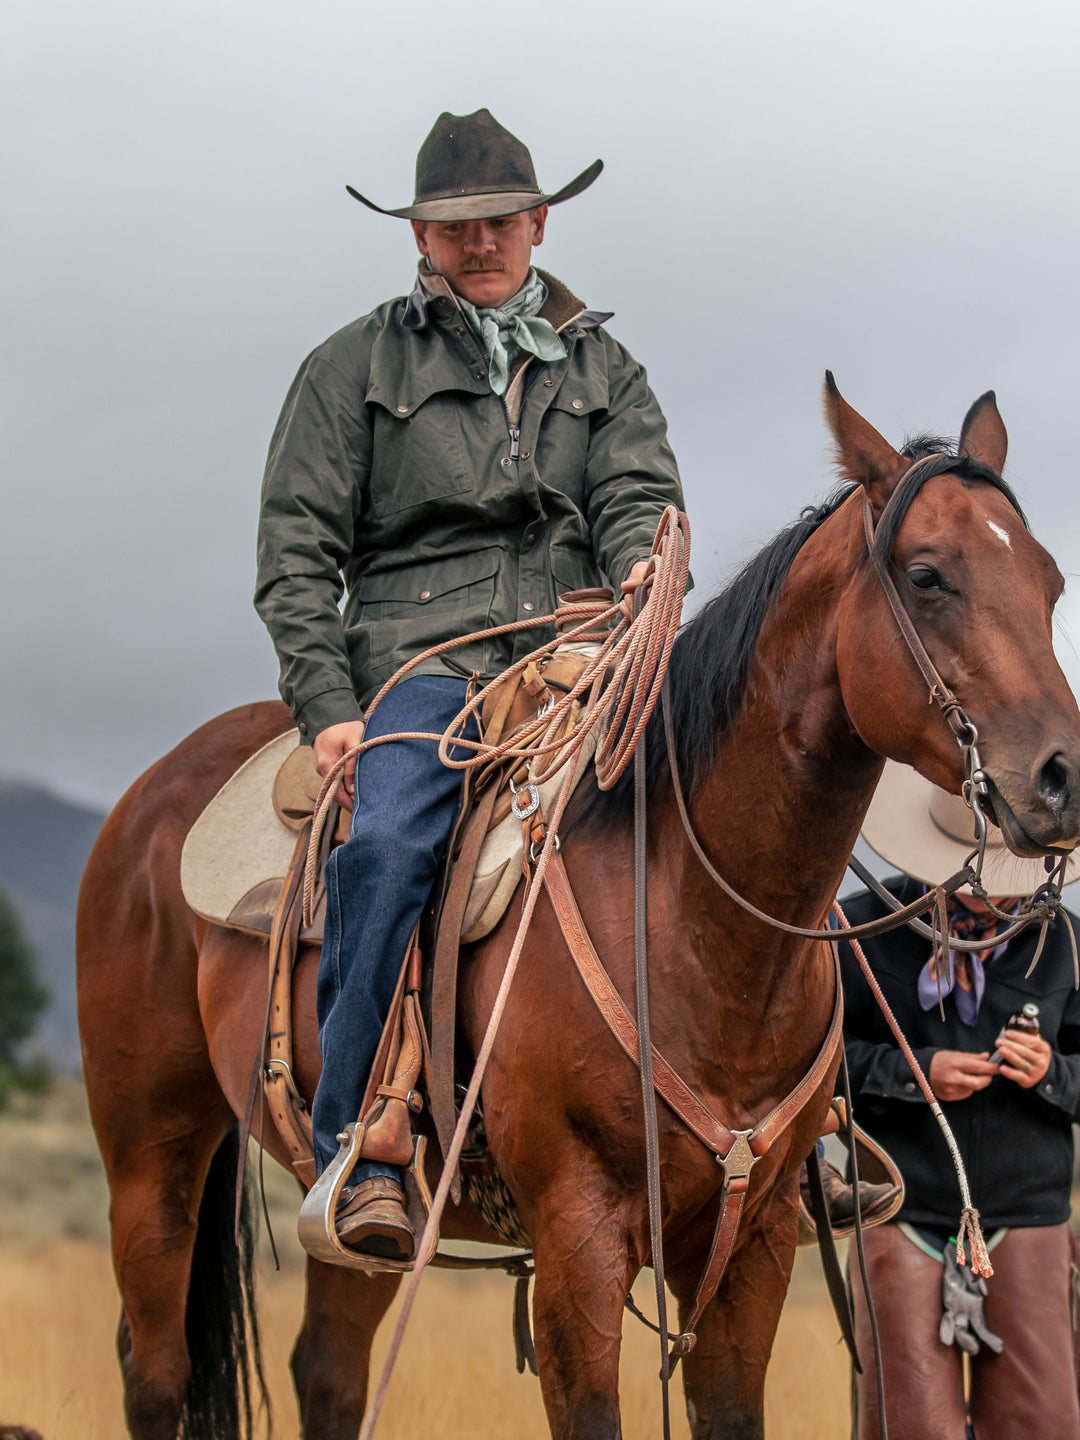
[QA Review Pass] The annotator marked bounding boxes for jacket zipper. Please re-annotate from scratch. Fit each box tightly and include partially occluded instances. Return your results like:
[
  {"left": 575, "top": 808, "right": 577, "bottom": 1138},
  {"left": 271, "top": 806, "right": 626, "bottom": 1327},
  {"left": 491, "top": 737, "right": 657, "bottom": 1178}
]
[
  {"left": 504, "top": 308, "right": 585, "bottom": 459},
  {"left": 457, "top": 320, "right": 520, "bottom": 460}
]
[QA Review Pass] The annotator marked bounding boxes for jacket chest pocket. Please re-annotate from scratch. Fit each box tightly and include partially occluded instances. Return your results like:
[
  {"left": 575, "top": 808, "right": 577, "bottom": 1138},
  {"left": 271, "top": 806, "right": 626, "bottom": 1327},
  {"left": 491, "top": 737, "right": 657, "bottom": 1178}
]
[
  {"left": 534, "top": 378, "right": 609, "bottom": 505},
  {"left": 356, "top": 549, "right": 501, "bottom": 664},
  {"left": 367, "top": 384, "right": 477, "bottom": 519}
]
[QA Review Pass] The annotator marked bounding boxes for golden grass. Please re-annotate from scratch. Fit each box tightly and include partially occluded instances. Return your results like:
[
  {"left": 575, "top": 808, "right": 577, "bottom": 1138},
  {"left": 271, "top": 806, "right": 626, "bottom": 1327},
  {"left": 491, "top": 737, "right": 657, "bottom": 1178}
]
[
  {"left": 0, "top": 1082, "right": 850, "bottom": 1437},
  {"left": 0, "top": 1238, "right": 850, "bottom": 1439}
]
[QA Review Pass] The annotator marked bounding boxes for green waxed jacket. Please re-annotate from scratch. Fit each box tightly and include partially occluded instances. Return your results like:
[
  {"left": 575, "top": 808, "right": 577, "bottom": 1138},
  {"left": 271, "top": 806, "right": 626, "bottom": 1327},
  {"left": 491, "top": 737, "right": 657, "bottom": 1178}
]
[{"left": 255, "top": 268, "right": 684, "bottom": 740}]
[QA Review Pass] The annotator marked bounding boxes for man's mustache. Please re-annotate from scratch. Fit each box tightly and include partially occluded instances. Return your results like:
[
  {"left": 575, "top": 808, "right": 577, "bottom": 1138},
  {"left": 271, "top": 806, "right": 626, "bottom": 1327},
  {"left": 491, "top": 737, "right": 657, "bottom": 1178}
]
[{"left": 459, "top": 257, "right": 507, "bottom": 272}]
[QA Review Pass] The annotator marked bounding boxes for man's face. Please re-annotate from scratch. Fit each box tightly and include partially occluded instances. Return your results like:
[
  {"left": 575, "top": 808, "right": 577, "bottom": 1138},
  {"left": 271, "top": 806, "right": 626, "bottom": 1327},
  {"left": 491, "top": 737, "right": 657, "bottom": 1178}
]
[{"left": 412, "top": 206, "right": 548, "bottom": 308}]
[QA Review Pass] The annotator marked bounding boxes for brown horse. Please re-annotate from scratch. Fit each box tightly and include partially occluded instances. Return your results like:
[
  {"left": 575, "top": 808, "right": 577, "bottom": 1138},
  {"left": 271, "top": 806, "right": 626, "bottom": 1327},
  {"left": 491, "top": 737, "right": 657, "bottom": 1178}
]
[{"left": 77, "top": 379, "right": 1080, "bottom": 1440}]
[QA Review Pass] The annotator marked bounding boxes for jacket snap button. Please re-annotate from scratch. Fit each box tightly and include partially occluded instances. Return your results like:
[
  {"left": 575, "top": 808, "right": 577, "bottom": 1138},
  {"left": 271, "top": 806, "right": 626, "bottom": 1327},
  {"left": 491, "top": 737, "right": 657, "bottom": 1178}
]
[
  {"left": 1045, "top": 1082, "right": 1053, "bottom": 1093},
  {"left": 521, "top": 450, "right": 530, "bottom": 459},
  {"left": 571, "top": 398, "right": 584, "bottom": 410},
  {"left": 418, "top": 590, "right": 431, "bottom": 601},
  {"left": 523, "top": 532, "right": 536, "bottom": 545},
  {"left": 522, "top": 601, "right": 535, "bottom": 612},
  {"left": 543, "top": 378, "right": 554, "bottom": 386},
  {"left": 904, "top": 1082, "right": 916, "bottom": 1093},
  {"left": 500, "top": 457, "right": 512, "bottom": 468},
  {"left": 396, "top": 404, "right": 409, "bottom": 413},
  {"left": 298, "top": 722, "right": 308, "bottom": 735}
]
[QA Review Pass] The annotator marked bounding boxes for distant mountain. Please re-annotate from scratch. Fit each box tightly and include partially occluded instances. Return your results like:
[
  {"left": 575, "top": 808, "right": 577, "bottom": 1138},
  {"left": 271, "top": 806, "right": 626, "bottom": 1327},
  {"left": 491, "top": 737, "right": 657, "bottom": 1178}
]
[{"left": 0, "top": 780, "right": 107, "bottom": 1066}]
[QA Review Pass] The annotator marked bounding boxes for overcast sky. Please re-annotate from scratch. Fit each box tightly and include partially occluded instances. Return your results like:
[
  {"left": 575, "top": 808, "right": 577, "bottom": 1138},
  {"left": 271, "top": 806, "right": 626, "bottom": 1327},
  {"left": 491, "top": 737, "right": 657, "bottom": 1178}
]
[{"left": 4, "top": 0, "right": 1080, "bottom": 811}]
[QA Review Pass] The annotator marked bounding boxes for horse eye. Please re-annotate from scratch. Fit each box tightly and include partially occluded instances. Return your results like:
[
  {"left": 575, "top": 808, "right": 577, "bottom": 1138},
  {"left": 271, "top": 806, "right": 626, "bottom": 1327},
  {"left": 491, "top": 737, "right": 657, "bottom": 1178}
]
[{"left": 907, "top": 565, "right": 945, "bottom": 592}]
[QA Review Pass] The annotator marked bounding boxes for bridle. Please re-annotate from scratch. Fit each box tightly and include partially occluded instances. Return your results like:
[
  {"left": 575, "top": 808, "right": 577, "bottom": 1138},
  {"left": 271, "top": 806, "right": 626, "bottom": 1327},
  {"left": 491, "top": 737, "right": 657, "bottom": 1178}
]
[
  {"left": 664, "top": 455, "right": 1071, "bottom": 954},
  {"left": 862, "top": 469, "right": 994, "bottom": 820},
  {"left": 863, "top": 458, "right": 1001, "bottom": 874},
  {"left": 859, "top": 459, "right": 1072, "bottom": 932}
]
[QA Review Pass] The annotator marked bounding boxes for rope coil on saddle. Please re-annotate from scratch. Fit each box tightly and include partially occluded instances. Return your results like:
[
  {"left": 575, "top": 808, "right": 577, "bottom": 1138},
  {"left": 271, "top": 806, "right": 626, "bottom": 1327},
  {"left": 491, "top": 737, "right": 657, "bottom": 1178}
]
[{"left": 303, "top": 505, "right": 690, "bottom": 926}]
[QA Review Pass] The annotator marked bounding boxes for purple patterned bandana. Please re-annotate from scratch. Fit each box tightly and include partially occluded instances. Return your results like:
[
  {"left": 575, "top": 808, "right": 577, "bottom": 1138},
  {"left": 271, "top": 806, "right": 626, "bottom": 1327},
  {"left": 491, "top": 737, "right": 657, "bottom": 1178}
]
[{"left": 916, "top": 899, "right": 1021, "bottom": 1024}]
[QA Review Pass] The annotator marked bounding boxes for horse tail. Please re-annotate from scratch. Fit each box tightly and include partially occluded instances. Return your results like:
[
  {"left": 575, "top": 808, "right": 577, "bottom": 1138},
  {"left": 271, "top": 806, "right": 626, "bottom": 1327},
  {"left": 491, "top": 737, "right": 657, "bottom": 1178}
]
[{"left": 179, "top": 1127, "right": 270, "bottom": 1440}]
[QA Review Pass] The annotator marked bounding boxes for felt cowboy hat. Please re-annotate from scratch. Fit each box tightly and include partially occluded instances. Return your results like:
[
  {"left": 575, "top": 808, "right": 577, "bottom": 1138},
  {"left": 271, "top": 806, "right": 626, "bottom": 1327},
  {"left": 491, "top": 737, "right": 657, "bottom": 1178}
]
[
  {"left": 861, "top": 759, "right": 1080, "bottom": 895},
  {"left": 346, "top": 108, "right": 603, "bottom": 222}
]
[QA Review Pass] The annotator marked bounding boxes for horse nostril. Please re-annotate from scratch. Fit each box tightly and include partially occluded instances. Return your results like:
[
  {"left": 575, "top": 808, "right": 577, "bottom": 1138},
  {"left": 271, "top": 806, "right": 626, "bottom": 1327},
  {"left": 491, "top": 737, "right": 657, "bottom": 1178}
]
[{"left": 1037, "top": 752, "right": 1072, "bottom": 813}]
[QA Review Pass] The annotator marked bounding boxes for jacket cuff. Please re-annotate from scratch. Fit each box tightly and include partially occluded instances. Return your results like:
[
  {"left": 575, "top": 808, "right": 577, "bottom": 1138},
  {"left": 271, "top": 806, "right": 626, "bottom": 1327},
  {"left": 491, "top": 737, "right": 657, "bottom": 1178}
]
[
  {"left": 898, "top": 1054, "right": 944, "bottom": 1094},
  {"left": 1034, "top": 1050, "right": 1080, "bottom": 1118},
  {"left": 293, "top": 687, "right": 363, "bottom": 743},
  {"left": 609, "top": 544, "right": 695, "bottom": 598},
  {"left": 889, "top": 1046, "right": 939, "bottom": 1101}
]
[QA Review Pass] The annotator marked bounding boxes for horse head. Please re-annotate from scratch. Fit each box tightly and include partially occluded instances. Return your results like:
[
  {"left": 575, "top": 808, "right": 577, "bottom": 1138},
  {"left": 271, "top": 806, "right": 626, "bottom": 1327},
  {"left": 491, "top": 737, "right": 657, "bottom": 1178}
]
[{"left": 827, "top": 374, "right": 1080, "bottom": 860}]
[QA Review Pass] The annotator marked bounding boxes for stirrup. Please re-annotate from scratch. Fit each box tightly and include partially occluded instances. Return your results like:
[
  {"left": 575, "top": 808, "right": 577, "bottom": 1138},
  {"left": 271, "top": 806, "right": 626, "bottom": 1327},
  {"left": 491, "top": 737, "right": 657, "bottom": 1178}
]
[
  {"left": 796, "top": 1098, "right": 904, "bottom": 1245},
  {"left": 297, "top": 1124, "right": 436, "bottom": 1274}
]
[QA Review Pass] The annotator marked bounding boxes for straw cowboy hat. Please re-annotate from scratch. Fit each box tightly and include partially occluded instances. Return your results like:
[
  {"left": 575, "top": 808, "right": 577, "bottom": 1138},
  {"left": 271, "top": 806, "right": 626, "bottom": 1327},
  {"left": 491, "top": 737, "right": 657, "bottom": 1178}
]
[
  {"left": 346, "top": 108, "right": 603, "bottom": 222},
  {"left": 862, "top": 760, "right": 1080, "bottom": 895}
]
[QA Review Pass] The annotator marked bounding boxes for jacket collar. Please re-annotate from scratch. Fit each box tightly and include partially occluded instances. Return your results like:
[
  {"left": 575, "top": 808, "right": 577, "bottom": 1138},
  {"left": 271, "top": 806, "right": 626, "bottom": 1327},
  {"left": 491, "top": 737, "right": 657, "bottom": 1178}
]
[{"left": 400, "top": 263, "right": 611, "bottom": 334}]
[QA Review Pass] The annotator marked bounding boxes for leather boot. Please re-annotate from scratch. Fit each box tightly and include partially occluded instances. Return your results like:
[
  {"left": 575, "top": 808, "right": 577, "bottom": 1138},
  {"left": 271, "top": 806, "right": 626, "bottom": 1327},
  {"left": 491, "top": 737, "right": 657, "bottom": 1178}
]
[
  {"left": 335, "top": 1175, "right": 415, "bottom": 1260},
  {"left": 801, "top": 1156, "right": 902, "bottom": 1228}
]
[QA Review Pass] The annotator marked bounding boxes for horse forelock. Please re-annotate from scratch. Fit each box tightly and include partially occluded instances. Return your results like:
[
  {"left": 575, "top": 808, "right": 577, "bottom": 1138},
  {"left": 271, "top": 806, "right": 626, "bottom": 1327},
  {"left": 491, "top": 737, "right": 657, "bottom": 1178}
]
[{"left": 871, "top": 442, "right": 1028, "bottom": 565}]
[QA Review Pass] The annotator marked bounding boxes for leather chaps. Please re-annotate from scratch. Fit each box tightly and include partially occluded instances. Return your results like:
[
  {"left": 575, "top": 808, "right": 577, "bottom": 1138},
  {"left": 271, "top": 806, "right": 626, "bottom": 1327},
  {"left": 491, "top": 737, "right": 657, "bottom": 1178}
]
[{"left": 849, "top": 1221, "right": 1080, "bottom": 1440}]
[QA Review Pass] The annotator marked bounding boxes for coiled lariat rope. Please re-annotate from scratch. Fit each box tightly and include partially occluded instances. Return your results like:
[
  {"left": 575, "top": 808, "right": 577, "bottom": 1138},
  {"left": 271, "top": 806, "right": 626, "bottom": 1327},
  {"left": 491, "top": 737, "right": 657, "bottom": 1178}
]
[{"left": 303, "top": 504, "right": 690, "bottom": 926}]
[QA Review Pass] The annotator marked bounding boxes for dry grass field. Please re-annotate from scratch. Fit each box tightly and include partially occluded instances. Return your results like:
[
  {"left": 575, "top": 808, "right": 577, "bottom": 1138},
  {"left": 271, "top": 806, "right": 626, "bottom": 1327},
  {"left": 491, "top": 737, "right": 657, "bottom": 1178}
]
[{"left": 0, "top": 1082, "right": 850, "bottom": 1439}]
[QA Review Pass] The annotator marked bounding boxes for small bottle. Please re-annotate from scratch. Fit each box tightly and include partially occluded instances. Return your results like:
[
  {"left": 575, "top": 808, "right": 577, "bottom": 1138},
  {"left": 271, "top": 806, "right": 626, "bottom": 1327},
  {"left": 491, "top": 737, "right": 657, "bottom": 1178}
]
[{"left": 989, "top": 1002, "right": 1040, "bottom": 1063}]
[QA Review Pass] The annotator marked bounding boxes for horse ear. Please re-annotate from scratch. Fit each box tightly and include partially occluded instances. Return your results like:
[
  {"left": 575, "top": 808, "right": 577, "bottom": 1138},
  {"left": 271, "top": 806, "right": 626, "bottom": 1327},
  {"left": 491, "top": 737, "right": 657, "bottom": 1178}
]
[
  {"left": 822, "top": 372, "right": 907, "bottom": 512},
  {"left": 958, "top": 391, "right": 1007, "bottom": 475}
]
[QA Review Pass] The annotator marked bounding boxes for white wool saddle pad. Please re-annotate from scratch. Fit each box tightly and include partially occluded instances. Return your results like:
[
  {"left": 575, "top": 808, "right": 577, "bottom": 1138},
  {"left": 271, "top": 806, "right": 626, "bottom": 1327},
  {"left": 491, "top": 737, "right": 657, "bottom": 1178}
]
[
  {"left": 181, "top": 730, "right": 311, "bottom": 938},
  {"left": 180, "top": 727, "right": 594, "bottom": 945}
]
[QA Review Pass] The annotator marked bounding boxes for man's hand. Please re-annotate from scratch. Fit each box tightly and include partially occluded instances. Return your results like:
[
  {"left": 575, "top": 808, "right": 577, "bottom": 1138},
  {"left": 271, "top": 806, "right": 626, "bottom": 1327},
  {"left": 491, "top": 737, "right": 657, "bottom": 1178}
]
[
  {"left": 995, "top": 1029, "right": 1052, "bottom": 1089},
  {"left": 312, "top": 719, "right": 365, "bottom": 810},
  {"left": 618, "top": 559, "right": 652, "bottom": 621},
  {"left": 929, "top": 1050, "right": 998, "bottom": 1102}
]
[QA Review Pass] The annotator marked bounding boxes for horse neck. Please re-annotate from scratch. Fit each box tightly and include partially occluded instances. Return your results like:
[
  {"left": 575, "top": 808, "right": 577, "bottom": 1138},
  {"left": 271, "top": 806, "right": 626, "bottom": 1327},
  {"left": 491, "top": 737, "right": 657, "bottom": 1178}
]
[{"left": 674, "top": 507, "right": 881, "bottom": 993}]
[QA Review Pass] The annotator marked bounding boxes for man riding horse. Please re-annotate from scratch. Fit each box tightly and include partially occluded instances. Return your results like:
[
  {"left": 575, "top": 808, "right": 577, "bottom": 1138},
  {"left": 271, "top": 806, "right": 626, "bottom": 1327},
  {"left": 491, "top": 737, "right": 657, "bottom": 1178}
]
[
  {"left": 255, "top": 109, "right": 682, "bottom": 1256},
  {"left": 254, "top": 109, "right": 885, "bottom": 1262}
]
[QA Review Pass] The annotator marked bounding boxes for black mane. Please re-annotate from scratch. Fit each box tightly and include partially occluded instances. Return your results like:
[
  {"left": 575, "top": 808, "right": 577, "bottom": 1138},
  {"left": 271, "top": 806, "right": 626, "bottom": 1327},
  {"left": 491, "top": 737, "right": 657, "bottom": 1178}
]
[
  {"left": 576, "top": 437, "right": 1027, "bottom": 832},
  {"left": 573, "top": 482, "right": 857, "bottom": 830}
]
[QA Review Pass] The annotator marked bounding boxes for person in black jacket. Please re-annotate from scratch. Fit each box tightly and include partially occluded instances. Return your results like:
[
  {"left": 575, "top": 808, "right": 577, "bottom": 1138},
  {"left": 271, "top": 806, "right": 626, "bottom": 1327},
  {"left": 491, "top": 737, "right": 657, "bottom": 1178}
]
[{"left": 838, "top": 760, "right": 1080, "bottom": 1440}]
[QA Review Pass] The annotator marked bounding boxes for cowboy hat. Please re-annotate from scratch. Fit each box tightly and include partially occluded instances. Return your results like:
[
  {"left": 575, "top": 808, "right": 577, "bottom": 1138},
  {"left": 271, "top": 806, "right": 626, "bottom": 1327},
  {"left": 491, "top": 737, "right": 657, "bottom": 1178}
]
[
  {"left": 861, "top": 759, "right": 1080, "bottom": 895},
  {"left": 346, "top": 108, "right": 603, "bottom": 222}
]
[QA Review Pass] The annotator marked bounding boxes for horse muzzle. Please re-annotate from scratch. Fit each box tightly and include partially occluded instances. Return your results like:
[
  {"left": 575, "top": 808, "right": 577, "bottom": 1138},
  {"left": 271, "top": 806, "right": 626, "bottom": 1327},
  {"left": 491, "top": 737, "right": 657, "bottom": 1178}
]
[{"left": 982, "top": 744, "right": 1080, "bottom": 858}]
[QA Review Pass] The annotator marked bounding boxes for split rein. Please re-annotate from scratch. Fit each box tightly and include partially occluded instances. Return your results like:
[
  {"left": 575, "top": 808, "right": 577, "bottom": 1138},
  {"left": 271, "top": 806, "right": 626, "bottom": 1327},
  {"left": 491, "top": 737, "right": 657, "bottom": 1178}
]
[
  {"left": 653, "top": 461, "right": 1071, "bottom": 1281},
  {"left": 653, "top": 459, "right": 1074, "bottom": 1280}
]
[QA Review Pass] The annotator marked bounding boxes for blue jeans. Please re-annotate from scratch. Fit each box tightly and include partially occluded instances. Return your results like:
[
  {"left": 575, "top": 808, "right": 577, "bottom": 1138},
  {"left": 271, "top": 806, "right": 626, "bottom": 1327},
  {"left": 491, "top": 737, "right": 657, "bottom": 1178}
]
[{"left": 313, "top": 676, "right": 474, "bottom": 1185}]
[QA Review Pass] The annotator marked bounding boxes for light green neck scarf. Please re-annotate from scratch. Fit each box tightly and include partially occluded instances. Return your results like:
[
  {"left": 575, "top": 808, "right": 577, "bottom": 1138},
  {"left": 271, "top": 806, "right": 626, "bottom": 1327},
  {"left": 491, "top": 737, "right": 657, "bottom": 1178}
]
[{"left": 455, "top": 270, "right": 565, "bottom": 395}]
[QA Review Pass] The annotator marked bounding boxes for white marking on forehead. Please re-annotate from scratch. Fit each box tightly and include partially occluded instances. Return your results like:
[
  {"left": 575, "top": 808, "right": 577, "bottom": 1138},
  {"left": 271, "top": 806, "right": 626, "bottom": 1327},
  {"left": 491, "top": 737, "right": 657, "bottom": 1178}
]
[{"left": 987, "top": 520, "right": 1012, "bottom": 548}]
